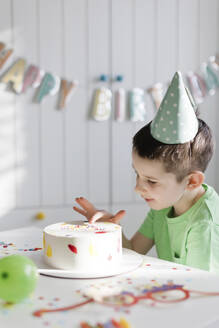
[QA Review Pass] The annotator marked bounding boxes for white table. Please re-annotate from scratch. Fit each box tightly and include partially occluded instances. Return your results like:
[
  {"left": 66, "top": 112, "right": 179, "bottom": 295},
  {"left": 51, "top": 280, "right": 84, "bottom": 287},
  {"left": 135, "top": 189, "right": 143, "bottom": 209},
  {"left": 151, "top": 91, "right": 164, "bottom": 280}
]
[{"left": 0, "top": 227, "right": 219, "bottom": 328}]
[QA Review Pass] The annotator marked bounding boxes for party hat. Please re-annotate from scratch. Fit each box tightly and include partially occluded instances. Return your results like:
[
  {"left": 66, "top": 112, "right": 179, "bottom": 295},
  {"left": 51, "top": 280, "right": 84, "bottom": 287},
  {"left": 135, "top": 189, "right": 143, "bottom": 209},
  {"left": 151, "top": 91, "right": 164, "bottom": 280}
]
[{"left": 150, "top": 71, "right": 198, "bottom": 144}]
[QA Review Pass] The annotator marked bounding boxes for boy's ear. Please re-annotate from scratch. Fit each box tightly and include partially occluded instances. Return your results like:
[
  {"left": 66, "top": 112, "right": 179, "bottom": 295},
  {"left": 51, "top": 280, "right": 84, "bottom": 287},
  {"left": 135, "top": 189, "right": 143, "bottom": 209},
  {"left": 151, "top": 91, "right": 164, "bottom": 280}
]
[{"left": 186, "top": 171, "right": 204, "bottom": 190}]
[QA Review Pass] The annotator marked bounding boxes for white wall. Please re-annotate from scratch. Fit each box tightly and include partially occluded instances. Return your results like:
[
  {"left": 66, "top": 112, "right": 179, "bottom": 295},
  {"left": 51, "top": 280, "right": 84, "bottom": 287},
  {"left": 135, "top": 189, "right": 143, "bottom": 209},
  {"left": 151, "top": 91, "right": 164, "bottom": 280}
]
[{"left": 0, "top": 0, "right": 218, "bottom": 258}]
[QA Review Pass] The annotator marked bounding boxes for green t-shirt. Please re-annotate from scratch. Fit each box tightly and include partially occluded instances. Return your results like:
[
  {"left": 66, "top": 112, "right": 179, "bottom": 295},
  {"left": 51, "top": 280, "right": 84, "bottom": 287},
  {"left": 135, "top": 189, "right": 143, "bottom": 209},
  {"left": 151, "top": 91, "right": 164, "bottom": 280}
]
[{"left": 138, "top": 184, "right": 219, "bottom": 273}]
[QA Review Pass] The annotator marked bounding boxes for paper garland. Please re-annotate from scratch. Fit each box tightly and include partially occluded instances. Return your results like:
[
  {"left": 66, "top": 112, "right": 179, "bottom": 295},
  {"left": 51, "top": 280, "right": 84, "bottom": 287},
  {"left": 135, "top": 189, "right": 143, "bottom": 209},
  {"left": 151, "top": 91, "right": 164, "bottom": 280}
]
[
  {"left": 148, "top": 83, "right": 167, "bottom": 110},
  {"left": 0, "top": 42, "right": 13, "bottom": 69},
  {"left": 129, "top": 88, "right": 146, "bottom": 122},
  {"left": 92, "top": 55, "right": 219, "bottom": 122},
  {"left": 92, "top": 87, "right": 112, "bottom": 121},
  {"left": 0, "top": 42, "right": 78, "bottom": 109},
  {"left": 1, "top": 41, "right": 219, "bottom": 116},
  {"left": 115, "top": 88, "right": 126, "bottom": 121}
]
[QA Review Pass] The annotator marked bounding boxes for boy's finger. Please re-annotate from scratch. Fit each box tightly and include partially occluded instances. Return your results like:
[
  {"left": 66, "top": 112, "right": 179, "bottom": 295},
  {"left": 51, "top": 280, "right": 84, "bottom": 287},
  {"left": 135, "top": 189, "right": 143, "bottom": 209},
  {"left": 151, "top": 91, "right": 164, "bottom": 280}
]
[
  {"left": 73, "top": 206, "right": 87, "bottom": 217},
  {"left": 90, "top": 211, "right": 105, "bottom": 223},
  {"left": 112, "top": 210, "right": 126, "bottom": 224},
  {"left": 75, "top": 197, "right": 96, "bottom": 212}
]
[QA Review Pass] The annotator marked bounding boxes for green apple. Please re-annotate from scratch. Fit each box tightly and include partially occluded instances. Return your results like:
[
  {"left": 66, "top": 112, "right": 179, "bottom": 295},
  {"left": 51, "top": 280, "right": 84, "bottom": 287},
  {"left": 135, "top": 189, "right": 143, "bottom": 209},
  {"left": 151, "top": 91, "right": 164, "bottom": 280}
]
[{"left": 0, "top": 255, "right": 38, "bottom": 303}]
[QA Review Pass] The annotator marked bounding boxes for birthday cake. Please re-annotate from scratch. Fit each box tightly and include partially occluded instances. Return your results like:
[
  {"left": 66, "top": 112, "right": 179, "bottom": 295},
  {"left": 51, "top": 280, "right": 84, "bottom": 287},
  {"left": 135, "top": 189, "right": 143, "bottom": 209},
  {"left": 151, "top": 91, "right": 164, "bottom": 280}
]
[{"left": 43, "top": 221, "right": 122, "bottom": 272}]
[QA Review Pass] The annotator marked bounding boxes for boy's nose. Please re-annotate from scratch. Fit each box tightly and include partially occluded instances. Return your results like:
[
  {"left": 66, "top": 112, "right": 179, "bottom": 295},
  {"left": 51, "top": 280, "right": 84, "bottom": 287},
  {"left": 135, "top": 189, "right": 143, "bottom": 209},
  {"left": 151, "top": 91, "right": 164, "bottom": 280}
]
[
  {"left": 135, "top": 179, "right": 146, "bottom": 195},
  {"left": 135, "top": 184, "right": 141, "bottom": 194}
]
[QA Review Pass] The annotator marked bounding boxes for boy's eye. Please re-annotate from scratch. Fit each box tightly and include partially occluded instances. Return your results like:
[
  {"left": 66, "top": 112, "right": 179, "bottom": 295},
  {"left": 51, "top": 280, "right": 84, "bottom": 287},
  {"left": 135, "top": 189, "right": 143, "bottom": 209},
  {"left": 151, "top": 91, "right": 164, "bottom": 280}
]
[{"left": 147, "top": 180, "right": 157, "bottom": 185}]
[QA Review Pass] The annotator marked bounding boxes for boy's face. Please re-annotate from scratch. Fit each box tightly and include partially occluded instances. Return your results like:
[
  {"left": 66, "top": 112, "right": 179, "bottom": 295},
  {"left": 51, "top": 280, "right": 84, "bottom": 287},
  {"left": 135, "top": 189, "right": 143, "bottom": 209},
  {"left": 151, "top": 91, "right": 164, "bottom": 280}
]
[{"left": 132, "top": 150, "right": 188, "bottom": 210}]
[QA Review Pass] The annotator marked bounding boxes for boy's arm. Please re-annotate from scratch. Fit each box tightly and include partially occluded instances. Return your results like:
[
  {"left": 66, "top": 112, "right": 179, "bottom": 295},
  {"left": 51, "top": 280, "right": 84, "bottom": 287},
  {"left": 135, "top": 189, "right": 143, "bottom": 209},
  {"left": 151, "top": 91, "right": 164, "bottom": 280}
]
[
  {"left": 122, "top": 209, "right": 155, "bottom": 254},
  {"left": 185, "top": 221, "right": 211, "bottom": 271},
  {"left": 122, "top": 231, "right": 154, "bottom": 255}
]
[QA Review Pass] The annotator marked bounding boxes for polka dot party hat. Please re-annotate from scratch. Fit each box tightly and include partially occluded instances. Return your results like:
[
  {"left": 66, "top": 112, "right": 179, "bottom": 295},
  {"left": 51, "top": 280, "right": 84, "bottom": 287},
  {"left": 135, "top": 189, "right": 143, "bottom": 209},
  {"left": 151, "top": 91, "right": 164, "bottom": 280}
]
[{"left": 150, "top": 71, "right": 198, "bottom": 144}]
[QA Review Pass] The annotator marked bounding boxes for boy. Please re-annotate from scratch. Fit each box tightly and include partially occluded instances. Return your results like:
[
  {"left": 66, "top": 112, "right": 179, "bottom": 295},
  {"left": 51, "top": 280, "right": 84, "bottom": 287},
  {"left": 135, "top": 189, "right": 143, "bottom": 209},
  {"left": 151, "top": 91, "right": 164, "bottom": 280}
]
[{"left": 73, "top": 72, "right": 219, "bottom": 273}]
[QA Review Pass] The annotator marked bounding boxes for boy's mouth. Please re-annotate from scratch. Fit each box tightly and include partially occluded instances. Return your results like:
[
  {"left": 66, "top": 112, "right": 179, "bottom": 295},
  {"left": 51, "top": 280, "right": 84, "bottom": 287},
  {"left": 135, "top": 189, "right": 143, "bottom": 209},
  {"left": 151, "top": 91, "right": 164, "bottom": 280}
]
[{"left": 144, "top": 198, "right": 154, "bottom": 202}]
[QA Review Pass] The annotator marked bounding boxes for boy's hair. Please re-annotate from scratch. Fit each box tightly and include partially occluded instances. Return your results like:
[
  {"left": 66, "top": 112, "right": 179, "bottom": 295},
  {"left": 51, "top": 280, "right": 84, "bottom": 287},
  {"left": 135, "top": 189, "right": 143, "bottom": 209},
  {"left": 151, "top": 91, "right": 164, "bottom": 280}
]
[{"left": 133, "top": 118, "right": 214, "bottom": 182}]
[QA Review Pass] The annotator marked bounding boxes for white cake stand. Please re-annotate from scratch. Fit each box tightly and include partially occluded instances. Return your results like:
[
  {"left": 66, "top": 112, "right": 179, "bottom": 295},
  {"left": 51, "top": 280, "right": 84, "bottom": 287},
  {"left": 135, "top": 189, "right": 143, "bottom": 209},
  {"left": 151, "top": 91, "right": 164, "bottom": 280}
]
[{"left": 31, "top": 248, "right": 143, "bottom": 279}]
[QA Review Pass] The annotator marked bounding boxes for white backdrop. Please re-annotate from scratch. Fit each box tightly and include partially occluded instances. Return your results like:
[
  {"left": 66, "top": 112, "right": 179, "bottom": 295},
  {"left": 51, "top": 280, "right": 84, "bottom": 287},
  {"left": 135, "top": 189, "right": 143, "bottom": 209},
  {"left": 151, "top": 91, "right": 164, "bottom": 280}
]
[{"left": 0, "top": 0, "right": 218, "bottom": 256}]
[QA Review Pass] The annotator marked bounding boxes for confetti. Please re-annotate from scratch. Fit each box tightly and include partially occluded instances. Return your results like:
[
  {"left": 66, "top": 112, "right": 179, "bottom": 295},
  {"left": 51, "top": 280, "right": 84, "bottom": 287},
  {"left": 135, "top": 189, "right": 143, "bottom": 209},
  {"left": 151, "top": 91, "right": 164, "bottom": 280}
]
[{"left": 0, "top": 241, "right": 42, "bottom": 253}]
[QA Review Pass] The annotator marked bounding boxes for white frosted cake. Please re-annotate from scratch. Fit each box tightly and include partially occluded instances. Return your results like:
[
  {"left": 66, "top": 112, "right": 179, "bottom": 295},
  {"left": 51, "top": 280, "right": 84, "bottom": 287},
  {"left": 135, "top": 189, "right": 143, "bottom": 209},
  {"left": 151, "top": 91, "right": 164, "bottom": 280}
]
[{"left": 43, "top": 221, "right": 122, "bottom": 272}]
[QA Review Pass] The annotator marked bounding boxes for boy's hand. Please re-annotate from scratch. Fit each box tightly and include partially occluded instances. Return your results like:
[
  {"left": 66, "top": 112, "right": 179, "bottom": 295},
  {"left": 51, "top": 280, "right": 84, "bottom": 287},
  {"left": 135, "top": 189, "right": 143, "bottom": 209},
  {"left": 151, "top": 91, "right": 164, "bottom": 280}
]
[{"left": 73, "top": 197, "right": 125, "bottom": 224}]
